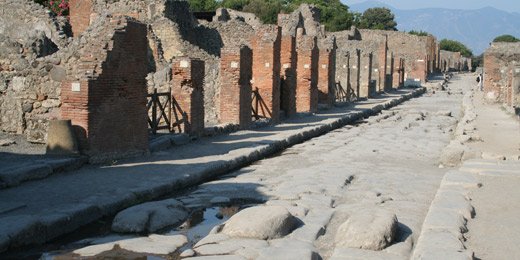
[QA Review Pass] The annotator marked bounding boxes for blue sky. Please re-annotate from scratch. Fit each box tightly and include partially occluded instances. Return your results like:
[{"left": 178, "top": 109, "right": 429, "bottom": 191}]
[{"left": 341, "top": 0, "right": 520, "bottom": 13}]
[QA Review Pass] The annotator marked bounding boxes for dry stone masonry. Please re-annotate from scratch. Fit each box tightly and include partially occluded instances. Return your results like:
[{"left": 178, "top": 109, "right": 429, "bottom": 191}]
[
  {"left": 483, "top": 42, "right": 520, "bottom": 111},
  {"left": 0, "top": 0, "right": 472, "bottom": 160}
]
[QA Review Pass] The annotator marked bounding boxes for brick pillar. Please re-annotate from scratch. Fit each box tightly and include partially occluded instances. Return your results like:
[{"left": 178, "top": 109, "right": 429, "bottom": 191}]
[
  {"left": 359, "top": 52, "right": 373, "bottom": 98},
  {"left": 378, "top": 37, "right": 388, "bottom": 92},
  {"left": 350, "top": 49, "right": 361, "bottom": 98},
  {"left": 394, "top": 58, "right": 404, "bottom": 88},
  {"left": 317, "top": 38, "right": 336, "bottom": 106},
  {"left": 335, "top": 50, "right": 350, "bottom": 101},
  {"left": 410, "top": 57, "right": 427, "bottom": 83},
  {"left": 251, "top": 25, "right": 282, "bottom": 122},
  {"left": 172, "top": 58, "right": 205, "bottom": 136},
  {"left": 295, "top": 30, "right": 318, "bottom": 113},
  {"left": 220, "top": 46, "right": 253, "bottom": 128},
  {"left": 388, "top": 52, "right": 394, "bottom": 90},
  {"left": 69, "top": 0, "right": 93, "bottom": 36},
  {"left": 61, "top": 18, "right": 149, "bottom": 160},
  {"left": 280, "top": 35, "right": 297, "bottom": 117}
]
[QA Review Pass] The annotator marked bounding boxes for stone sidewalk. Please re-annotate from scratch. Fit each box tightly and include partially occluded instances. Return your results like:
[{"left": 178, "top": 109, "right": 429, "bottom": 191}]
[
  {"left": 412, "top": 78, "right": 520, "bottom": 260},
  {"left": 0, "top": 88, "right": 425, "bottom": 253}
]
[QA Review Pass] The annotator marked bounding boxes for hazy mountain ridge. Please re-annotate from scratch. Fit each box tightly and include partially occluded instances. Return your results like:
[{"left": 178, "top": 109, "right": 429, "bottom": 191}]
[{"left": 349, "top": 1, "right": 520, "bottom": 55}]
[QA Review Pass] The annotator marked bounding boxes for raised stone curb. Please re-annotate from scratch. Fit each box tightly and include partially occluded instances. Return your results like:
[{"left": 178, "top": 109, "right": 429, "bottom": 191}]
[
  {"left": 0, "top": 88, "right": 425, "bottom": 252},
  {"left": 0, "top": 156, "right": 88, "bottom": 189},
  {"left": 411, "top": 169, "right": 481, "bottom": 260}
]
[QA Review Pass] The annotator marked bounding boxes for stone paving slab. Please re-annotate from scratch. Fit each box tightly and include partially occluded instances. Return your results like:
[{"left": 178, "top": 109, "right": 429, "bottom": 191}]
[
  {"left": 0, "top": 88, "right": 424, "bottom": 253},
  {"left": 0, "top": 156, "right": 87, "bottom": 189}
]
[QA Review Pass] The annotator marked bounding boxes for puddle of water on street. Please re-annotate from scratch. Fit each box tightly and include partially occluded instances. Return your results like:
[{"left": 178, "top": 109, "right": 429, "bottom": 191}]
[{"left": 35, "top": 205, "right": 251, "bottom": 260}]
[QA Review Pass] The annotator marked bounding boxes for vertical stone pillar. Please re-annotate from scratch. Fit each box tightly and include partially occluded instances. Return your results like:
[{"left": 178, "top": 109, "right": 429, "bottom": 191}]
[
  {"left": 335, "top": 51, "right": 350, "bottom": 101},
  {"left": 172, "top": 58, "right": 205, "bottom": 136},
  {"left": 295, "top": 29, "right": 318, "bottom": 113},
  {"left": 69, "top": 0, "right": 93, "bottom": 36},
  {"left": 61, "top": 17, "right": 149, "bottom": 160},
  {"left": 349, "top": 49, "right": 361, "bottom": 98},
  {"left": 251, "top": 25, "right": 282, "bottom": 122},
  {"left": 220, "top": 46, "right": 253, "bottom": 128},
  {"left": 359, "top": 52, "right": 373, "bottom": 98},
  {"left": 410, "top": 57, "right": 427, "bottom": 83},
  {"left": 317, "top": 37, "right": 336, "bottom": 106},
  {"left": 378, "top": 37, "right": 388, "bottom": 92},
  {"left": 387, "top": 52, "right": 394, "bottom": 90},
  {"left": 512, "top": 66, "right": 520, "bottom": 109},
  {"left": 280, "top": 35, "right": 297, "bottom": 117}
]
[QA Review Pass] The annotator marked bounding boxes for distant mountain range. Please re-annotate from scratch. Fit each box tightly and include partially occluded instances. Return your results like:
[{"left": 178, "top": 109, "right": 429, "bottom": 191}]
[{"left": 349, "top": 0, "right": 520, "bottom": 55}]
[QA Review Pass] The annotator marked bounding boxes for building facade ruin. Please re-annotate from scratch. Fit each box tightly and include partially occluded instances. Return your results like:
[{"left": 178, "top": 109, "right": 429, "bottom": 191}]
[{"left": 0, "top": 0, "right": 472, "bottom": 160}]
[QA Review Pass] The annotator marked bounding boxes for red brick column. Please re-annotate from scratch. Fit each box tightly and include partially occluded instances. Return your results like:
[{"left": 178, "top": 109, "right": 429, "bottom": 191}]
[
  {"left": 359, "top": 52, "right": 373, "bottom": 98},
  {"left": 220, "top": 46, "right": 253, "bottom": 128},
  {"left": 317, "top": 42, "right": 336, "bottom": 106},
  {"left": 280, "top": 35, "right": 297, "bottom": 117},
  {"left": 393, "top": 58, "right": 404, "bottom": 88},
  {"left": 378, "top": 38, "right": 388, "bottom": 92},
  {"left": 409, "top": 57, "right": 427, "bottom": 83},
  {"left": 69, "top": 0, "right": 93, "bottom": 37},
  {"left": 251, "top": 26, "right": 282, "bottom": 122},
  {"left": 172, "top": 58, "right": 205, "bottom": 136},
  {"left": 61, "top": 18, "right": 149, "bottom": 159},
  {"left": 350, "top": 49, "right": 361, "bottom": 98},
  {"left": 295, "top": 31, "right": 318, "bottom": 113}
]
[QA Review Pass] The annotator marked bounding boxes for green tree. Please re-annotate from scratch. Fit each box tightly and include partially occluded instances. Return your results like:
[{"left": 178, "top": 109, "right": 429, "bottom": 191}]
[
  {"left": 492, "top": 34, "right": 519, "bottom": 43},
  {"left": 357, "top": 7, "right": 397, "bottom": 31},
  {"left": 287, "top": 0, "right": 355, "bottom": 31},
  {"left": 188, "top": 0, "right": 219, "bottom": 11},
  {"left": 219, "top": 0, "right": 250, "bottom": 10},
  {"left": 408, "top": 30, "right": 429, "bottom": 36},
  {"left": 439, "top": 39, "right": 473, "bottom": 57},
  {"left": 242, "top": 0, "right": 285, "bottom": 24}
]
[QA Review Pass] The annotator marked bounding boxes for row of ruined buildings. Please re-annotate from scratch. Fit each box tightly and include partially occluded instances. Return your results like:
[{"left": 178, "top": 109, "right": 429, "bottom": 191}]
[
  {"left": 0, "top": 0, "right": 471, "bottom": 160},
  {"left": 483, "top": 42, "right": 520, "bottom": 112}
]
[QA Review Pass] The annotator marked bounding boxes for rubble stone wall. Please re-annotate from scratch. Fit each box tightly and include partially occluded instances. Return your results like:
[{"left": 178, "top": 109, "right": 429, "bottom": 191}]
[{"left": 483, "top": 42, "right": 520, "bottom": 105}]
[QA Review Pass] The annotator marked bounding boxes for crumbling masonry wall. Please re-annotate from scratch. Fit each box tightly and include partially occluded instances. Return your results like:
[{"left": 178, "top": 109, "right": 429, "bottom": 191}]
[
  {"left": 0, "top": 0, "right": 72, "bottom": 142},
  {"left": 61, "top": 16, "right": 149, "bottom": 159},
  {"left": 483, "top": 42, "right": 520, "bottom": 106}
]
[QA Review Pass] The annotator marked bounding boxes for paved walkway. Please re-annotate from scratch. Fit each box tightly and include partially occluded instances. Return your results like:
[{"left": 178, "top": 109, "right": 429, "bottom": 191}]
[
  {"left": 464, "top": 90, "right": 520, "bottom": 260},
  {"left": 0, "top": 88, "right": 424, "bottom": 253}
]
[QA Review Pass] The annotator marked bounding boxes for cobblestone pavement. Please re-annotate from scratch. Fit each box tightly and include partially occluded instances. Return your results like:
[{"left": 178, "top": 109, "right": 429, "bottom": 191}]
[{"left": 51, "top": 75, "right": 471, "bottom": 259}]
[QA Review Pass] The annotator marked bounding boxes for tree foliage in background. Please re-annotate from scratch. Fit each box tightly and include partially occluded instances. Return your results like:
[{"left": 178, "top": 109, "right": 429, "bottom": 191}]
[
  {"left": 408, "top": 30, "right": 429, "bottom": 36},
  {"left": 492, "top": 34, "right": 519, "bottom": 43},
  {"left": 188, "top": 0, "right": 355, "bottom": 31},
  {"left": 188, "top": 0, "right": 219, "bottom": 12},
  {"left": 440, "top": 39, "right": 473, "bottom": 57},
  {"left": 357, "top": 7, "right": 397, "bottom": 31}
]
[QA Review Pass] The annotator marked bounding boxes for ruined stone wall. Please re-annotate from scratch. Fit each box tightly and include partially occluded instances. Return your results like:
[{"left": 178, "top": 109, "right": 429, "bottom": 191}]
[
  {"left": 359, "top": 30, "right": 434, "bottom": 83},
  {"left": 61, "top": 16, "right": 149, "bottom": 160},
  {"left": 278, "top": 5, "right": 325, "bottom": 39},
  {"left": 0, "top": 0, "right": 73, "bottom": 142},
  {"left": 483, "top": 42, "right": 520, "bottom": 104}
]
